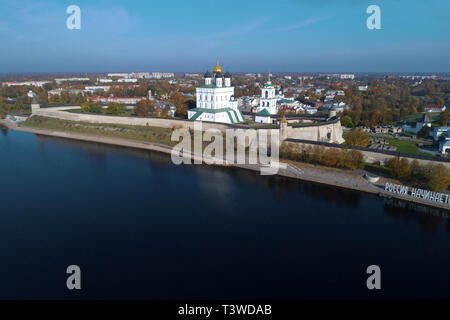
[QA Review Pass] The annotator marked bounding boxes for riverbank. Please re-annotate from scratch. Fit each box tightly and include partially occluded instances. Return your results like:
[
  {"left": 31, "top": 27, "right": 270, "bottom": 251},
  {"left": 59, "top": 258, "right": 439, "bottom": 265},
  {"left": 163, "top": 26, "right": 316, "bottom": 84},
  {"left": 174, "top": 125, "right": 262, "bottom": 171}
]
[{"left": 1, "top": 118, "right": 449, "bottom": 211}]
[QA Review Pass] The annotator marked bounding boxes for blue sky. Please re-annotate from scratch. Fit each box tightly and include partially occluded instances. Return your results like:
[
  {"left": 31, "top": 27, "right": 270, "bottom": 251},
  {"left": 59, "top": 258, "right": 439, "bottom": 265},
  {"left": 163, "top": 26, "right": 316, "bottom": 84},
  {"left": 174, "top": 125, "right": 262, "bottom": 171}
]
[{"left": 0, "top": 0, "right": 449, "bottom": 73}]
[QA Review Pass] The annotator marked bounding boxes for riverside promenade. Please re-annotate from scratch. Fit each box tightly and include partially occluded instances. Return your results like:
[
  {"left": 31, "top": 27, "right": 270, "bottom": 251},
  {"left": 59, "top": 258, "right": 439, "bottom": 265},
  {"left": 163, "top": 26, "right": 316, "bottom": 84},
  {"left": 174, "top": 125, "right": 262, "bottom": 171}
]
[{"left": 1, "top": 119, "right": 449, "bottom": 212}]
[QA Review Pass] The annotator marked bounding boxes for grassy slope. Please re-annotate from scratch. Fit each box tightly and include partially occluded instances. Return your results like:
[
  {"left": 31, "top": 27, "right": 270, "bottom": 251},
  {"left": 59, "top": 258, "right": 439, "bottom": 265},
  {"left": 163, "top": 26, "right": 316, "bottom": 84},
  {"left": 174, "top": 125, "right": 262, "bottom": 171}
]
[{"left": 21, "top": 116, "right": 177, "bottom": 146}]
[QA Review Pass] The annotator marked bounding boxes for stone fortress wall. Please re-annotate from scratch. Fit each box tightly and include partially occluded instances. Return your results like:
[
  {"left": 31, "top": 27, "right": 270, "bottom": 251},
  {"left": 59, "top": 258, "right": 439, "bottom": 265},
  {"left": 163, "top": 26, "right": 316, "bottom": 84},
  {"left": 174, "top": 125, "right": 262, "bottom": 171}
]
[{"left": 32, "top": 106, "right": 345, "bottom": 144}]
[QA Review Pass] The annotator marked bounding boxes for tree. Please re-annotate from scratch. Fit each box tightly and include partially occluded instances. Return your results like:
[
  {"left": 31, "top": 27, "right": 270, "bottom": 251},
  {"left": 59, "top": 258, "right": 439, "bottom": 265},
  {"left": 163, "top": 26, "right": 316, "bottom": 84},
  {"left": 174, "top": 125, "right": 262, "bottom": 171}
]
[
  {"left": 417, "top": 125, "right": 431, "bottom": 138},
  {"left": 346, "top": 150, "right": 364, "bottom": 169},
  {"left": 170, "top": 92, "right": 187, "bottom": 117},
  {"left": 439, "top": 110, "right": 449, "bottom": 127},
  {"left": 410, "top": 159, "right": 422, "bottom": 179},
  {"left": 427, "top": 164, "right": 450, "bottom": 192},
  {"left": 106, "top": 102, "right": 125, "bottom": 115},
  {"left": 397, "top": 158, "right": 411, "bottom": 179},
  {"left": 134, "top": 99, "right": 155, "bottom": 117},
  {"left": 81, "top": 101, "right": 102, "bottom": 113},
  {"left": 388, "top": 157, "right": 400, "bottom": 177},
  {"left": 340, "top": 115, "right": 353, "bottom": 127},
  {"left": 346, "top": 129, "right": 370, "bottom": 147}
]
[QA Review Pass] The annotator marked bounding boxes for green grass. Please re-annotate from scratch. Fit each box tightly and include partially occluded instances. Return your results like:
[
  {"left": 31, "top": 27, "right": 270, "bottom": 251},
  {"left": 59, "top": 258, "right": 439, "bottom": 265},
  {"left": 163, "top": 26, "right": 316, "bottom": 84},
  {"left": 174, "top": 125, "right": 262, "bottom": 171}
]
[
  {"left": 21, "top": 116, "right": 177, "bottom": 146},
  {"left": 406, "top": 112, "right": 440, "bottom": 121},
  {"left": 383, "top": 137, "right": 429, "bottom": 155}
]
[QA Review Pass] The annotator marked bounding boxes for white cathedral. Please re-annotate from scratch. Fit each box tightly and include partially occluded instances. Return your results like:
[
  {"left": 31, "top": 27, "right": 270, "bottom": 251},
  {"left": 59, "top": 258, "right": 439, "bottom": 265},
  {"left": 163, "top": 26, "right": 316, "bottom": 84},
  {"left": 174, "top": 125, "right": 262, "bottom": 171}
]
[{"left": 188, "top": 59, "right": 245, "bottom": 124}]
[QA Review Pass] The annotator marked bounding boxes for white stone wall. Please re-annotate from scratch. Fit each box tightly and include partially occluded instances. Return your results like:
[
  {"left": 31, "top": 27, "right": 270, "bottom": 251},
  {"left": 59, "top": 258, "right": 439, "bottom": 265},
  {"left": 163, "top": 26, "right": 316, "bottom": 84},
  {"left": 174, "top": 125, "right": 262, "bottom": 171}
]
[
  {"left": 286, "top": 121, "right": 345, "bottom": 144},
  {"left": 33, "top": 107, "right": 344, "bottom": 144}
]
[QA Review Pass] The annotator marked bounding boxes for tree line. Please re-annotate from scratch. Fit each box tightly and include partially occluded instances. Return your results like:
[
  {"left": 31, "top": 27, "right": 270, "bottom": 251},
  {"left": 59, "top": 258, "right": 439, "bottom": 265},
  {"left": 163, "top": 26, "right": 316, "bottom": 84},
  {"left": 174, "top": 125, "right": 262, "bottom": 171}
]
[
  {"left": 280, "top": 143, "right": 365, "bottom": 170},
  {"left": 388, "top": 157, "right": 450, "bottom": 192}
]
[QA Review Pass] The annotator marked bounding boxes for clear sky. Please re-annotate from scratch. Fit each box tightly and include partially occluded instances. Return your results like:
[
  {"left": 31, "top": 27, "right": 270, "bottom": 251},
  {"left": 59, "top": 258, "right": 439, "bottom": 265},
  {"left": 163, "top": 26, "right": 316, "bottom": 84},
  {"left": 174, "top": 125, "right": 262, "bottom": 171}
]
[{"left": 0, "top": 0, "right": 449, "bottom": 73}]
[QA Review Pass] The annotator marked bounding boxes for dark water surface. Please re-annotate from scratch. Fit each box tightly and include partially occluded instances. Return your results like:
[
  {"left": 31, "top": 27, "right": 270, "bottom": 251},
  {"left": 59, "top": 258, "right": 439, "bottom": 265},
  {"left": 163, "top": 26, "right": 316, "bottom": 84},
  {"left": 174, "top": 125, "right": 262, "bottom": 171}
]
[{"left": 0, "top": 127, "right": 449, "bottom": 299}]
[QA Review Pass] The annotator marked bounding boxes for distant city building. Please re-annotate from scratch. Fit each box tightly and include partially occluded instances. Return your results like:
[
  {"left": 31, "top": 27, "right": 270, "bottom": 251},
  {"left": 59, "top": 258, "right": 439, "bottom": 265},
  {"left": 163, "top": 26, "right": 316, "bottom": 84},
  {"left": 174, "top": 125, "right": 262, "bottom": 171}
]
[
  {"left": 55, "top": 78, "right": 90, "bottom": 84},
  {"left": 340, "top": 74, "right": 355, "bottom": 80},
  {"left": 84, "top": 86, "right": 111, "bottom": 93},
  {"left": 98, "top": 78, "right": 113, "bottom": 83},
  {"left": 424, "top": 105, "right": 446, "bottom": 113},
  {"left": 48, "top": 88, "right": 84, "bottom": 97},
  {"left": 3, "top": 81, "right": 49, "bottom": 87},
  {"left": 358, "top": 85, "right": 369, "bottom": 91},
  {"left": 117, "top": 78, "right": 138, "bottom": 83},
  {"left": 148, "top": 72, "right": 175, "bottom": 79},
  {"left": 89, "top": 96, "right": 144, "bottom": 105},
  {"left": 107, "top": 73, "right": 129, "bottom": 78}
]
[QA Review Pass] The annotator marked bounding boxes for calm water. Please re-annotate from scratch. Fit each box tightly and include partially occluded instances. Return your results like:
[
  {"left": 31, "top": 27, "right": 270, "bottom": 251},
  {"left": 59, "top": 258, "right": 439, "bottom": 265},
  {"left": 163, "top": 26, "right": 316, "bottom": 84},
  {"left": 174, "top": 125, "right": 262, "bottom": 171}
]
[{"left": 0, "top": 126, "right": 449, "bottom": 300}]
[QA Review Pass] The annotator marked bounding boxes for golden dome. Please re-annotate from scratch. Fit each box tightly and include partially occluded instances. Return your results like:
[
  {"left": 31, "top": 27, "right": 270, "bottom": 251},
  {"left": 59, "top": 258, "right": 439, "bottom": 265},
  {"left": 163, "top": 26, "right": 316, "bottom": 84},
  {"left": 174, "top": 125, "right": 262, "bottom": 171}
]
[{"left": 213, "top": 58, "right": 223, "bottom": 74}]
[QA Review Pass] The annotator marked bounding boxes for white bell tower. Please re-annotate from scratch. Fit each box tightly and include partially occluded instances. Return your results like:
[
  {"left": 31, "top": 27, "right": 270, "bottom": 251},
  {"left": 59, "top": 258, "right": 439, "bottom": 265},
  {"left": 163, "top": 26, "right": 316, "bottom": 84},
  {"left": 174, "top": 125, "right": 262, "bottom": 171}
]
[{"left": 260, "top": 74, "right": 277, "bottom": 114}]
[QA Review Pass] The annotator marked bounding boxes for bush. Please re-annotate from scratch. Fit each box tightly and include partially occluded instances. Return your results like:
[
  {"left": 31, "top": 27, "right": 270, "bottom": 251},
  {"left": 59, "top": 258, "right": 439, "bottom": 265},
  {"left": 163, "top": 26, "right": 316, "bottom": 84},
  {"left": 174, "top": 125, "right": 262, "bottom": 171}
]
[
  {"left": 81, "top": 102, "right": 103, "bottom": 113},
  {"left": 427, "top": 164, "right": 450, "bottom": 192},
  {"left": 340, "top": 115, "right": 353, "bottom": 127},
  {"left": 106, "top": 102, "right": 125, "bottom": 115},
  {"left": 345, "top": 128, "right": 369, "bottom": 147}
]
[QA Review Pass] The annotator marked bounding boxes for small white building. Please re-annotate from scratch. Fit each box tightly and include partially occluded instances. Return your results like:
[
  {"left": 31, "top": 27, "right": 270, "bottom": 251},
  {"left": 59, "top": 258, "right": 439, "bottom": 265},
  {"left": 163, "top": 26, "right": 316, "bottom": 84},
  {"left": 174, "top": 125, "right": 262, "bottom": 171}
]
[
  {"left": 254, "top": 108, "right": 271, "bottom": 124},
  {"left": 439, "top": 131, "right": 450, "bottom": 154},
  {"left": 432, "top": 126, "right": 450, "bottom": 141},
  {"left": 402, "top": 113, "right": 433, "bottom": 134}
]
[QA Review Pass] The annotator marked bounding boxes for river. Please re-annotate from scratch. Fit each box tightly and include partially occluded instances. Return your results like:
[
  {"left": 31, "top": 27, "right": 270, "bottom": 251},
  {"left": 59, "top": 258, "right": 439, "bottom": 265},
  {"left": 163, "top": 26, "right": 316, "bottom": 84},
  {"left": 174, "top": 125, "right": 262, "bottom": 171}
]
[{"left": 0, "top": 126, "right": 449, "bottom": 299}]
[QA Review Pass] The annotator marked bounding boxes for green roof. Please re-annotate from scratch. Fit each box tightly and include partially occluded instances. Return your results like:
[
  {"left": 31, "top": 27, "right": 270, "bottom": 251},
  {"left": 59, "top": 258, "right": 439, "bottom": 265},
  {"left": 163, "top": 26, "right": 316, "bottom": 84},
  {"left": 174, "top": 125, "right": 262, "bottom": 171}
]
[
  {"left": 188, "top": 107, "right": 244, "bottom": 123},
  {"left": 189, "top": 107, "right": 235, "bottom": 114},
  {"left": 256, "top": 108, "right": 271, "bottom": 116},
  {"left": 190, "top": 111, "right": 203, "bottom": 121}
]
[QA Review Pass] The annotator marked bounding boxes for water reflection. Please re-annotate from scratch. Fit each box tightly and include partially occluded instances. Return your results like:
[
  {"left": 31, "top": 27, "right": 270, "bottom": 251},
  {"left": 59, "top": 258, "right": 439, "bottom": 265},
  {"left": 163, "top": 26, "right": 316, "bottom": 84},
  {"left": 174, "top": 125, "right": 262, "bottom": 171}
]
[
  {"left": 384, "top": 200, "right": 449, "bottom": 233},
  {"left": 31, "top": 132, "right": 450, "bottom": 232},
  {"left": 0, "top": 125, "right": 7, "bottom": 136}
]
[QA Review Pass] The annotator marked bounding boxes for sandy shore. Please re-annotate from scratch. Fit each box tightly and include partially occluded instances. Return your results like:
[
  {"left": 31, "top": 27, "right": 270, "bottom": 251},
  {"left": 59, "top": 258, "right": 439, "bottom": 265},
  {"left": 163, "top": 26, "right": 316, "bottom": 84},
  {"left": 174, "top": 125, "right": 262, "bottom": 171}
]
[{"left": 1, "top": 119, "right": 449, "bottom": 211}]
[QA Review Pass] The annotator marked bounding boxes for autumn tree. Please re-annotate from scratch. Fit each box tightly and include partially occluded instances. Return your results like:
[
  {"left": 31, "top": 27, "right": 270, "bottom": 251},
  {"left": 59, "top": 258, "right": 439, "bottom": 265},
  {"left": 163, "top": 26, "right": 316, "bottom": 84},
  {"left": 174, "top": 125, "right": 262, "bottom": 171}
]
[
  {"left": 417, "top": 125, "right": 431, "bottom": 138},
  {"left": 134, "top": 99, "right": 155, "bottom": 117},
  {"left": 81, "top": 101, "right": 102, "bottom": 113},
  {"left": 397, "top": 158, "right": 411, "bottom": 179},
  {"left": 340, "top": 115, "right": 353, "bottom": 127},
  {"left": 345, "top": 129, "right": 370, "bottom": 147},
  {"left": 170, "top": 92, "right": 187, "bottom": 117},
  {"left": 439, "top": 110, "right": 449, "bottom": 127},
  {"left": 427, "top": 164, "right": 450, "bottom": 192},
  {"left": 388, "top": 157, "right": 400, "bottom": 177},
  {"left": 106, "top": 102, "right": 125, "bottom": 115}
]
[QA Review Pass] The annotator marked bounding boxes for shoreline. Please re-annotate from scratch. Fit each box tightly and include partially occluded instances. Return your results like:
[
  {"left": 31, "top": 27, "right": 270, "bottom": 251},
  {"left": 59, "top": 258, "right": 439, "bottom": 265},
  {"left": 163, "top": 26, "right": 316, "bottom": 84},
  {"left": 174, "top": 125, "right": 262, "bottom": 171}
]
[{"left": 1, "top": 119, "right": 449, "bottom": 212}]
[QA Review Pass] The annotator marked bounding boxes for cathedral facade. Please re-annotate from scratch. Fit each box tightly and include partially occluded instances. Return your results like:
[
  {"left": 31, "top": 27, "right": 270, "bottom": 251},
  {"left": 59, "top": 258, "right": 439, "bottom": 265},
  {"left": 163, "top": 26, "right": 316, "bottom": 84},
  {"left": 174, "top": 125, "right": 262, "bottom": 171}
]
[{"left": 188, "top": 60, "right": 245, "bottom": 124}]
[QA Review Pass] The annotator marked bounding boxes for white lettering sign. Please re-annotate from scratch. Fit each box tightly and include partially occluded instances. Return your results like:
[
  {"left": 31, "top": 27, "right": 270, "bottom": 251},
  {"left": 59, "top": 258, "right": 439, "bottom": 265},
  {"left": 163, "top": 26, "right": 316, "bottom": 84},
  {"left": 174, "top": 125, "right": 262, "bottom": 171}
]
[{"left": 385, "top": 182, "right": 450, "bottom": 205}]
